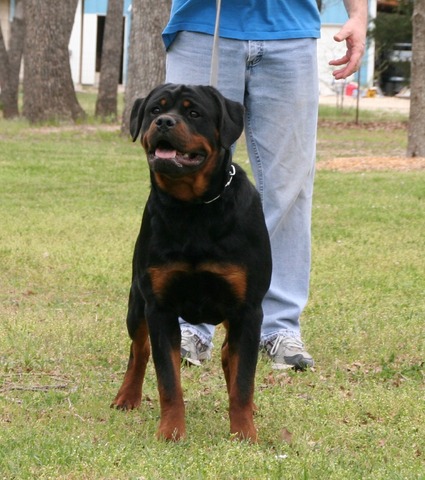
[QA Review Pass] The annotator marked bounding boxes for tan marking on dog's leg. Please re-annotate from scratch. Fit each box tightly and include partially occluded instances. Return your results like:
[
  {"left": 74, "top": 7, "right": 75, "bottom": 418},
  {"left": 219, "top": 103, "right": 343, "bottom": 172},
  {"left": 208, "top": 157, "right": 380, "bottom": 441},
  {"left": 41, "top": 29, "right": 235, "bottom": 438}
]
[
  {"left": 156, "top": 346, "right": 186, "bottom": 441},
  {"left": 111, "top": 322, "right": 150, "bottom": 410},
  {"left": 228, "top": 353, "right": 257, "bottom": 442},
  {"left": 221, "top": 322, "right": 257, "bottom": 442}
]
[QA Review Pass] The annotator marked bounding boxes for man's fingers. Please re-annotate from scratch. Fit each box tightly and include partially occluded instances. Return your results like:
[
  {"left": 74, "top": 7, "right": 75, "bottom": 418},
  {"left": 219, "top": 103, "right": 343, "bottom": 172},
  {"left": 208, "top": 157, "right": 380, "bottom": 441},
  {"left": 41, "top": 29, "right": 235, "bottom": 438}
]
[
  {"left": 329, "top": 25, "right": 365, "bottom": 79},
  {"left": 332, "top": 55, "right": 361, "bottom": 79},
  {"left": 332, "top": 65, "right": 352, "bottom": 80},
  {"left": 329, "top": 54, "right": 350, "bottom": 66}
]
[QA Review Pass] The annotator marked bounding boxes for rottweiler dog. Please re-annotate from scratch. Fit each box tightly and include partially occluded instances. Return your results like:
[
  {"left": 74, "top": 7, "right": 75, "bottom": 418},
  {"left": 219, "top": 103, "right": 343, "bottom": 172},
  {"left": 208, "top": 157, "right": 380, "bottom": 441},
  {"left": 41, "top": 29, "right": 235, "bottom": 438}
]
[{"left": 111, "top": 84, "right": 272, "bottom": 442}]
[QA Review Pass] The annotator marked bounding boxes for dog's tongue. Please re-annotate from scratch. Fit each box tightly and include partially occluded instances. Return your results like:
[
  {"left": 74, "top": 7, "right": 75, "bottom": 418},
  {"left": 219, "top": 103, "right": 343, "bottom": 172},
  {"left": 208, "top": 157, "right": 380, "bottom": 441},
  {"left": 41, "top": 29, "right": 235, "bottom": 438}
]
[{"left": 155, "top": 148, "right": 177, "bottom": 159}]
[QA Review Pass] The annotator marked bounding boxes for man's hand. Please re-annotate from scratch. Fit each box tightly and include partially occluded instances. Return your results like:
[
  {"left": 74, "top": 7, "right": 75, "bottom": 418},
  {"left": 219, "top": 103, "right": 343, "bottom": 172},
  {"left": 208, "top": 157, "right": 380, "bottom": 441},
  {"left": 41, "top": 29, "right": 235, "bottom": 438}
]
[{"left": 329, "top": 1, "right": 368, "bottom": 80}]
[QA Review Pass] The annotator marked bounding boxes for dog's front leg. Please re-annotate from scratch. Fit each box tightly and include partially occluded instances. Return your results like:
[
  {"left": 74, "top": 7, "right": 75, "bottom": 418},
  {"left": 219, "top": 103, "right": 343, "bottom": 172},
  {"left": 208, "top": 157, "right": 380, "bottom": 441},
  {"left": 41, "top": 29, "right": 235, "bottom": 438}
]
[
  {"left": 222, "top": 308, "right": 262, "bottom": 442},
  {"left": 147, "top": 307, "right": 185, "bottom": 441},
  {"left": 112, "top": 288, "right": 149, "bottom": 410}
]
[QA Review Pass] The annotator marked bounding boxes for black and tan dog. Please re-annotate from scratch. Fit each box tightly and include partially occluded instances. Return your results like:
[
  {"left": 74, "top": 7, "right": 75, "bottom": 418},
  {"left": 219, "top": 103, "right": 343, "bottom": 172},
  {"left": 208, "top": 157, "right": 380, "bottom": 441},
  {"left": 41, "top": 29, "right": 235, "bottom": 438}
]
[{"left": 111, "top": 84, "right": 272, "bottom": 442}]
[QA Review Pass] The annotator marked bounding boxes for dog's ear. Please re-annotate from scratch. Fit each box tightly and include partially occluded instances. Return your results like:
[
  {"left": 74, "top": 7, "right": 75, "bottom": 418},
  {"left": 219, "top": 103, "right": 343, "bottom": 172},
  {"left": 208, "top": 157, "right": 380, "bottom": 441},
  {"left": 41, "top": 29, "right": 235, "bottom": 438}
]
[
  {"left": 208, "top": 87, "right": 244, "bottom": 149},
  {"left": 129, "top": 97, "right": 147, "bottom": 142}
]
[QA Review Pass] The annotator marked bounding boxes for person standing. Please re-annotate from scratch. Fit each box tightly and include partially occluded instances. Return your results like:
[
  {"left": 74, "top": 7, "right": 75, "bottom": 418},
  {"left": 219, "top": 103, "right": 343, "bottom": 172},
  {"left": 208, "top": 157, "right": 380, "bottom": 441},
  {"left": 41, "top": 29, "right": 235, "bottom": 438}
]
[{"left": 162, "top": 0, "right": 367, "bottom": 370}]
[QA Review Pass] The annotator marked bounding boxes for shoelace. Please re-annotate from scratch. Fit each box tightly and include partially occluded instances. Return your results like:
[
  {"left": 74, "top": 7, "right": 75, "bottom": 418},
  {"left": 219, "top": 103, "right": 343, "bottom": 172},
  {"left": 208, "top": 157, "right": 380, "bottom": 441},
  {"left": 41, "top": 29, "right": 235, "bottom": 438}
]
[
  {"left": 181, "top": 331, "right": 212, "bottom": 354},
  {"left": 181, "top": 331, "right": 197, "bottom": 348},
  {"left": 269, "top": 335, "right": 303, "bottom": 357}
]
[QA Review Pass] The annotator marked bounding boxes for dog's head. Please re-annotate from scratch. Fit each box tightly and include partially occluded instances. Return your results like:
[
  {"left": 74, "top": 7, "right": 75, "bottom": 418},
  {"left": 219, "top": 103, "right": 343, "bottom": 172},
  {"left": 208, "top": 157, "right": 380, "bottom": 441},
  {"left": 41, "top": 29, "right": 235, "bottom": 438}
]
[{"left": 129, "top": 84, "right": 244, "bottom": 201}]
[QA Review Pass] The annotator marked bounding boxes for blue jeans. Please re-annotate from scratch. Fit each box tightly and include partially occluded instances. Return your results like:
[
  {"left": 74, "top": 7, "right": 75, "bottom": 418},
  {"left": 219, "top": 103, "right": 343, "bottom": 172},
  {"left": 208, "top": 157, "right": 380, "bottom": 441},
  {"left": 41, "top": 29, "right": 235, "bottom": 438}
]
[{"left": 166, "top": 32, "right": 319, "bottom": 344}]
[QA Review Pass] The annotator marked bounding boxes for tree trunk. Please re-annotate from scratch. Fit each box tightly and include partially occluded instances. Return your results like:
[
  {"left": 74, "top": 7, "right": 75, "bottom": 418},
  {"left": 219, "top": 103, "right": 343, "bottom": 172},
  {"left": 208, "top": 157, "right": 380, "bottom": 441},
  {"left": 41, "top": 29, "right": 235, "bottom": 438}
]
[
  {"left": 23, "top": 0, "right": 85, "bottom": 123},
  {"left": 0, "top": 26, "right": 12, "bottom": 114},
  {"left": 407, "top": 0, "right": 425, "bottom": 157},
  {"left": 0, "top": 0, "right": 25, "bottom": 119},
  {"left": 95, "top": 0, "right": 124, "bottom": 120},
  {"left": 121, "top": 0, "right": 171, "bottom": 134}
]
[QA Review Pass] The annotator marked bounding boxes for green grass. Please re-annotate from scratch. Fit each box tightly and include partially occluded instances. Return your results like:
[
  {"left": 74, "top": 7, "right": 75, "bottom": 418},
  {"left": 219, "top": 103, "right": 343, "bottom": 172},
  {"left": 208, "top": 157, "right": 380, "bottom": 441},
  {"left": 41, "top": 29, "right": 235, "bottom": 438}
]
[
  {"left": 1, "top": 98, "right": 424, "bottom": 479},
  {"left": 317, "top": 104, "right": 409, "bottom": 160},
  {"left": 318, "top": 103, "right": 409, "bottom": 124}
]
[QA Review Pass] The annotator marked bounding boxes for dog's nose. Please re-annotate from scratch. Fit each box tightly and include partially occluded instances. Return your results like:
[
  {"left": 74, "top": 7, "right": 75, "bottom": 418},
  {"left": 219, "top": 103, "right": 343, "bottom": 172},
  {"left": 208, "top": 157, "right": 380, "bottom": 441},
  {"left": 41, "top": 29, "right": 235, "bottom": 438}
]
[{"left": 155, "top": 115, "right": 176, "bottom": 132}]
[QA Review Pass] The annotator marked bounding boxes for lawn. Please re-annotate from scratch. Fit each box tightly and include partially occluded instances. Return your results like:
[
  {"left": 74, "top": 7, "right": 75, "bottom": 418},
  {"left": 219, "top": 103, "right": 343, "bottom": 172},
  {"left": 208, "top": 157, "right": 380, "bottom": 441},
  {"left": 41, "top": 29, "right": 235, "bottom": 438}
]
[{"left": 0, "top": 98, "right": 424, "bottom": 479}]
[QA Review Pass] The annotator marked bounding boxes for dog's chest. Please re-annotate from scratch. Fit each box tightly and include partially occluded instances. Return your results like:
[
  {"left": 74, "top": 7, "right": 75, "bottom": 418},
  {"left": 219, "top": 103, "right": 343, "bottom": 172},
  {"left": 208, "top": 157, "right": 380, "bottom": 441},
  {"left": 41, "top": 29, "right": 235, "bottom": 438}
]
[
  {"left": 146, "top": 260, "right": 247, "bottom": 324},
  {"left": 148, "top": 261, "right": 247, "bottom": 302}
]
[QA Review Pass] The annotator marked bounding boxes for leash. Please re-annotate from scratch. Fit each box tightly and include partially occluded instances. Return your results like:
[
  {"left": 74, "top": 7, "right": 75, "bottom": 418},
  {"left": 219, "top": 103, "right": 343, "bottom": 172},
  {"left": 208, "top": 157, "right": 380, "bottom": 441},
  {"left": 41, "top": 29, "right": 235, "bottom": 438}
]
[
  {"left": 204, "top": 0, "right": 236, "bottom": 205},
  {"left": 209, "top": 0, "right": 222, "bottom": 88}
]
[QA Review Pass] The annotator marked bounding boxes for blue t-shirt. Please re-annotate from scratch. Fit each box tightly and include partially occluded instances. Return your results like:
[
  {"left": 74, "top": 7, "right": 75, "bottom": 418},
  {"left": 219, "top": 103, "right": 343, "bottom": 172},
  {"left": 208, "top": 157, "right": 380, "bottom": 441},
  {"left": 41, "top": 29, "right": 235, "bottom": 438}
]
[{"left": 163, "top": 0, "right": 321, "bottom": 49}]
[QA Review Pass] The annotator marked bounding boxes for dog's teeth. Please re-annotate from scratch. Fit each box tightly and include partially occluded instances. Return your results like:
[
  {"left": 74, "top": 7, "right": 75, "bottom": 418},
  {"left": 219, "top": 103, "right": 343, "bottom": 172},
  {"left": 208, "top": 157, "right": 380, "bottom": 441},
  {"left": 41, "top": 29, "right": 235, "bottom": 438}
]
[{"left": 183, "top": 153, "right": 190, "bottom": 159}]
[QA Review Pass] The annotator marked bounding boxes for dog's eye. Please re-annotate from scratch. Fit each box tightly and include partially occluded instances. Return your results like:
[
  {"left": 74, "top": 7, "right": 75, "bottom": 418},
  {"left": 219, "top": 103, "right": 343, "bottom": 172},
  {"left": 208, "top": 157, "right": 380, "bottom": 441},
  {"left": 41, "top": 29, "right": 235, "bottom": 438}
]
[
  {"left": 189, "top": 110, "right": 200, "bottom": 118},
  {"left": 151, "top": 107, "right": 161, "bottom": 115}
]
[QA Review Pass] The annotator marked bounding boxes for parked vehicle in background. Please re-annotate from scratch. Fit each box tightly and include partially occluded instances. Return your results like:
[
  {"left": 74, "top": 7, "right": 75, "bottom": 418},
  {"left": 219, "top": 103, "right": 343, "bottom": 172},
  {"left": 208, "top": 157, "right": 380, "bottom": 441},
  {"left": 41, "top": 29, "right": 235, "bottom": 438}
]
[{"left": 379, "top": 42, "right": 412, "bottom": 96}]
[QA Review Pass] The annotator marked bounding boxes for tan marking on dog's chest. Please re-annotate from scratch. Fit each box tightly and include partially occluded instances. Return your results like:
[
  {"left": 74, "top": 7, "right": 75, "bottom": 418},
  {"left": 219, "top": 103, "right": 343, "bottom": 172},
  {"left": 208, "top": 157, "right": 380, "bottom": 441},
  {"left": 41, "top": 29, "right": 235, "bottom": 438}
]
[
  {"left": 148, "top": 262, "right": 247, "bottom": 302},
  {"left": 197, "top": 263, "right": 247, "bottom": 302},
  {"left": 148, "top": 262, "right": 190, "bottom": 298}
]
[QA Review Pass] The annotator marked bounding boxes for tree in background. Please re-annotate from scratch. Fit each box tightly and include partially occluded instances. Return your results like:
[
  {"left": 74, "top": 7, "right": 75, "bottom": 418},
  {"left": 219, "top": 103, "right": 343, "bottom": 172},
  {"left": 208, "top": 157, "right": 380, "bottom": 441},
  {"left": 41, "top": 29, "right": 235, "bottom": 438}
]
[
  {"left": 23, "top": 0, "right": 85, "bottom": 123},
  {"left": 0, "top": 0, "right": 25, "bottom": 118},
  {"left": 121, "top": 0, "right": 171, "bottom": 133},
  {"left": 95, "top": 0, "right": 124, "bottom": 120},
  {"left": 407, "top": 0, "right": 425, "bottom": 157}
]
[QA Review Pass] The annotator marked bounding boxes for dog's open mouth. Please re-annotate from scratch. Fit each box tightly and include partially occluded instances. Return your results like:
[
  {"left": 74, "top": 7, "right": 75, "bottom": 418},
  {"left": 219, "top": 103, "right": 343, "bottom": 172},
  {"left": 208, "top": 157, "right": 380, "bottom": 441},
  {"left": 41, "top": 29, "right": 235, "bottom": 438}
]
[{"left": 150, "top": 142, "right": 206, "bottom": 168}]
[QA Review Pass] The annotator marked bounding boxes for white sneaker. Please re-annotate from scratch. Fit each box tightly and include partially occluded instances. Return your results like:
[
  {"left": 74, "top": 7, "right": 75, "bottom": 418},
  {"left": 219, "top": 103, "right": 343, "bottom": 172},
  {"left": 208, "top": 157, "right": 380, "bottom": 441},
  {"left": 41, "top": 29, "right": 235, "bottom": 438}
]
[
  {"left": 261, "top": 334, "right": 314, "bottom": 371},
  {"left": 180, "top": 329, "right": 213, "bottom": 366}
]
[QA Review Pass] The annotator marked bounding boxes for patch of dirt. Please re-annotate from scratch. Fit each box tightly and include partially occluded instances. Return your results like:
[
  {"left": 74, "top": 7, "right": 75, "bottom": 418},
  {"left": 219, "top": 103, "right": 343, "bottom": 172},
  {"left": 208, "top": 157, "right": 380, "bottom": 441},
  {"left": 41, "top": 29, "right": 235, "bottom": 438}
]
[
  {"left": 318, "top": 119, "right": 408, "bottom": 131},
  {"left": 22, "top": 120, "right": 424, "bottom": 172},
  {"left": 27, "top": 124, "right": 121, "bottom": 135},
  {"left": 317, "top": 156, "right": 425, "bottom": 172}
]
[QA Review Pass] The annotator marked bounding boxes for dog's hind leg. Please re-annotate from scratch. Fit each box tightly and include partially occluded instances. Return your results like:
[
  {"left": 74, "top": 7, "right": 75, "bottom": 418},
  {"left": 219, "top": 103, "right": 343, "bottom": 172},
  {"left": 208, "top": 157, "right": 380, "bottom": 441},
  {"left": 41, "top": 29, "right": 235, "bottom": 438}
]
[{"left": 111, "top": 287, "right": 150, "bottom": 410}]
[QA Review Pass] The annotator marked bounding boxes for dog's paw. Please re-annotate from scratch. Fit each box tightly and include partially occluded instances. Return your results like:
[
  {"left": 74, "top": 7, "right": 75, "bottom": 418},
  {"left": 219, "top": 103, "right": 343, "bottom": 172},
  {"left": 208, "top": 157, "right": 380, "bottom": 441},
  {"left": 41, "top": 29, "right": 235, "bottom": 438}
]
[
  {"left": 110, "top": 392, "right": 141, "bottom": 411},
  {"left": 230, "top": 428, "right": 258, "bottom": 443},
  {"left": 156, "top": 415, "right": 186, "bottom": 441}
]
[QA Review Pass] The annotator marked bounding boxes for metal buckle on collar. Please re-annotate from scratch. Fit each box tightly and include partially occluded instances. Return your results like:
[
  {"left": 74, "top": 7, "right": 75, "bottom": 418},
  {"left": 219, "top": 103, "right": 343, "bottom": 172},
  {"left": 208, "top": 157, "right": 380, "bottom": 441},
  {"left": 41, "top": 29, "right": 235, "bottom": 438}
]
[{"left": 203, "top": 164, "right": 236, "bottom": 204}]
